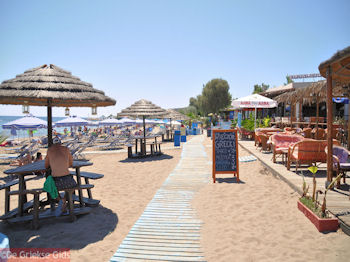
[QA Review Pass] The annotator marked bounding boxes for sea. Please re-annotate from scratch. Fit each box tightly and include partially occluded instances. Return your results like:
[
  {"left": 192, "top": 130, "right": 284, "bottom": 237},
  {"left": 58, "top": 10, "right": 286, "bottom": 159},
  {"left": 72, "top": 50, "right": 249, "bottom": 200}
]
[{"left": 0, "top": 115, "right": 67, "bottom": 139}]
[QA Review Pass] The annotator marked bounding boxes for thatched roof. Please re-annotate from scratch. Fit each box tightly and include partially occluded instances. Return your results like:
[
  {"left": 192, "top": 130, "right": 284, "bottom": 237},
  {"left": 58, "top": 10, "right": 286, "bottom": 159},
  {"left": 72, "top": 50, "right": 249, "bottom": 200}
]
[
  {"left": 319, "top": 46, "right": 350, "bottom": 84},
  {"left": 165, "top": 109, "right": 190, "bottom": 120},
  {"left": 0, "top": 64, "right": 116, "bottom": 107},
  {"left": 274, "top": 81, "right": 345, "bottom": 105},
  {"left": 117, "top": 99, "right": 167, "bottom": 118}
]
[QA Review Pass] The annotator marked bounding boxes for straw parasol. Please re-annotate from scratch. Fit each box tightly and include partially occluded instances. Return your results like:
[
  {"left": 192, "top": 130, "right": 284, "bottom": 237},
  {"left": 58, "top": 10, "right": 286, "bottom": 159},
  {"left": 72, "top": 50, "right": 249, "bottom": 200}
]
[
  {"left": 118, "top": 99, "right": 167, "bottom": 154},
  {"left": 318, "top": 46, "right": 350, "bottom": 183},
  {"left": 165, "top": 109, "right": 190, "bottom": 121},
  {"left": 0, "top": 64, "right": 116, "bottom": 145},
  {"left": 164, "top": 109, "right": 189, "bottom": 134}
]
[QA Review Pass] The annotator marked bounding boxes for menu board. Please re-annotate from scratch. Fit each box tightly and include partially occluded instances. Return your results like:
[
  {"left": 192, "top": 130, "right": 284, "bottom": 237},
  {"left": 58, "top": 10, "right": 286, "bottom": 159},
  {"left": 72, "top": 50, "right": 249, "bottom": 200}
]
[{"left": 212, "top": 129, "right": 239, "bottom": 183}]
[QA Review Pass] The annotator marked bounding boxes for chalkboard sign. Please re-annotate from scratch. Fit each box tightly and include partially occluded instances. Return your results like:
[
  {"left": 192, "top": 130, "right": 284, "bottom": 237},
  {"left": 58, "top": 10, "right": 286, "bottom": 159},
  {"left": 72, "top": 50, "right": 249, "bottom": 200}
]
[{"left": 212, "top": 129, "right": 239, "bottom": 183}]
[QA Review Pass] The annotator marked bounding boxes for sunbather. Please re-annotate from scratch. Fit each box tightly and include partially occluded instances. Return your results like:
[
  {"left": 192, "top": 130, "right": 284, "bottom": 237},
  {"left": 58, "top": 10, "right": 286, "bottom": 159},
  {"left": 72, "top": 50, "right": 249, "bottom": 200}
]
[{"left": 45, "top": 137, "right": 75, "bottom": 216}]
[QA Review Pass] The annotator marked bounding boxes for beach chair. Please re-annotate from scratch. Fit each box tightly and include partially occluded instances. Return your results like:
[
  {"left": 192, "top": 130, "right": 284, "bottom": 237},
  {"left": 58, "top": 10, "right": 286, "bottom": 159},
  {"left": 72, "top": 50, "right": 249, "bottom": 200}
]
[
  {"left": 325, "top": 145, "right": 350, "bottom": 188},
  {"left": 70, "top": 136, "right": 97, "bottom": 160},
  {"left": 257, "top": 133, "right": 271, "bottom": 152},
  {"left": 95, "top": 136, "right": 128, "bottom": 151}
]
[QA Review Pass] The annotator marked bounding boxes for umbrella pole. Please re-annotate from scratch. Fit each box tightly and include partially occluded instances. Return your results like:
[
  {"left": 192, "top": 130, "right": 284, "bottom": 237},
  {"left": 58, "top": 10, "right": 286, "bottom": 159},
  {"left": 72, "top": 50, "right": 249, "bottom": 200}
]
[
  {"left": 47, "top": 98, "right": 53, "bottom": 147},
  {"left": 143, "top": 116, "right": 146, "bottom": 155},
  {"left": 254, "top": 107, "right": 257, "bottom": 130}
]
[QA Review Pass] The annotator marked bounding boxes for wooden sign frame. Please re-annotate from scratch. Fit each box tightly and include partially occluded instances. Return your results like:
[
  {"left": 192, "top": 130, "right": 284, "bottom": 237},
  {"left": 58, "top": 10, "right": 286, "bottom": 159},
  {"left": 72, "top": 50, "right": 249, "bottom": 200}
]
[{"left": 212, "top": 129, "right": 239, "bottom": 183}]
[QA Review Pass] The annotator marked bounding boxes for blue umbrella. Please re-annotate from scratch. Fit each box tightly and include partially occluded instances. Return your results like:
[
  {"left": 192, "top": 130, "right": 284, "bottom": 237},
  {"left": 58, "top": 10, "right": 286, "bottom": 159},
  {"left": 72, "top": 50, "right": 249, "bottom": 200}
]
[
  {"left": 99, "top": 118, "right": 121, "bottom": 126},
  {"left": 2, "top": 115, "right": 47, "bottom": 129},
  {"left": 54, "top": 116, "right": 89, "bottom": 127}
]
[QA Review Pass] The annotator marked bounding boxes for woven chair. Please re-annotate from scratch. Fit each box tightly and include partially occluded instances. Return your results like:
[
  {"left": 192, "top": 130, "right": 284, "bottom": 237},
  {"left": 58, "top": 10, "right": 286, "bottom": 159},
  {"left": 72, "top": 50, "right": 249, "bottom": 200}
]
[
  {"left": 325, "top": 145, "right": 350, "bottom": 188},
  {"left": 313, "top": 128, "right": 326, "bottom": 140},
  {"left": 257, "top": 133, "right": 271, "bottom": 152},
  {"left": 302, "top": 128, "right": 312, "bottom": 138}
]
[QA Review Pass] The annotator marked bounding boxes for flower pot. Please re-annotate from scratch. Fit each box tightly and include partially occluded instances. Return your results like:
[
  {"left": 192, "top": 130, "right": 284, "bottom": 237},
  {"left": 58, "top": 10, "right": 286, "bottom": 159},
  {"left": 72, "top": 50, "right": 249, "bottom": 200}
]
[{"left": 297, "top": 201, "right": 339, "bottom": 232}]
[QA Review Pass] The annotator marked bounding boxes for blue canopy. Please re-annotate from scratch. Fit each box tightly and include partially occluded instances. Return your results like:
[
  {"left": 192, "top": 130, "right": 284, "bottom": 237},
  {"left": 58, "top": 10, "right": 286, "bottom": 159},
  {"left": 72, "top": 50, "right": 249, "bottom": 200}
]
[
  {"left": 54, "top": 116, "right": 89, "bottom": 127},
  {"left": 333, "top": 97, "right": 349, "bottom": 104},
  {"left": 2, "top": 115, "right": 47, "bottom": 129}
]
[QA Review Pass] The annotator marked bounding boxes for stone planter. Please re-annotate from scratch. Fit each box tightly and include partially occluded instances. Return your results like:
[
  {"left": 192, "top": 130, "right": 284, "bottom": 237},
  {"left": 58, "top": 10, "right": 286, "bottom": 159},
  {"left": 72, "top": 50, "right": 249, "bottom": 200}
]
[{"left": 298, "top": 200, "right": 339, "bottom": 232}]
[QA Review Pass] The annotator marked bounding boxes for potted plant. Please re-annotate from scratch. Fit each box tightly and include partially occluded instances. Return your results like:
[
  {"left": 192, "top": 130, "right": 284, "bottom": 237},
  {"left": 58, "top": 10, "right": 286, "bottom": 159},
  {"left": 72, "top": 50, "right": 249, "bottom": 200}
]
[{"left": 298, "top": 165, "right": 340, "bottom": 232}]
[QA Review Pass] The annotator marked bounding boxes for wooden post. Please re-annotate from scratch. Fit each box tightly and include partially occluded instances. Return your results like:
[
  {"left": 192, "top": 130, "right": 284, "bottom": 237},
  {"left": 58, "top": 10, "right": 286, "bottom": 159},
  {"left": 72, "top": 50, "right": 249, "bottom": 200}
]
[
  {"left": 47, "top": 98, "right": 53, "bottom": 147},
  {"left": 142, "top": 116, "right": 146, "bottom": 154},
  {"left": 316, "top": 96, "right": 319, "bottom": 129},
  {"left": 348, "top": 104, "right": 350, "bottom": 150},
  {"left": 326, "top": 66, "right": 333, "bottom": 183},
  {"left": 290, "top": 104, "right": 293, "bottom": 127},
  {"left": 298, "top": 101, "right": 302, "bottom": 127}
]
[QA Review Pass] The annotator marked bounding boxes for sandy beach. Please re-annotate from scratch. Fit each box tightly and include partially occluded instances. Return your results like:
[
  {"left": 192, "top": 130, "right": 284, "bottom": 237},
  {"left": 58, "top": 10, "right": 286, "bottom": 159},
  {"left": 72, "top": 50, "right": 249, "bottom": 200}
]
[
  {"left": 193, "top": 136, "right": 350, "bottom": 262},
  {"left": 0, "top": 141, "right": 182, "bottom": 261},
  {"left": 0, "top": 135, "right": 350, "bottom": 261}
]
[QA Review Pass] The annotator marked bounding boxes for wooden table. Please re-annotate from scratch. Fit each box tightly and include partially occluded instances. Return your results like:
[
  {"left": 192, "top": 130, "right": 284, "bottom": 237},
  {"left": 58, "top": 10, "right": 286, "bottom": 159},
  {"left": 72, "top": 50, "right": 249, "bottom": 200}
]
[
  {"left": 131, "top": 135, "right": 162, "bottom": 158},
  {"left": 4, "top": 160, "right": 92, "bottom": 217}
]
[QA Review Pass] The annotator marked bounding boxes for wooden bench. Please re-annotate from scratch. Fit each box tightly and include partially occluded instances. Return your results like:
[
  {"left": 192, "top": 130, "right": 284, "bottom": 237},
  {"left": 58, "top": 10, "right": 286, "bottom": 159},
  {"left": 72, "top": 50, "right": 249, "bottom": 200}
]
[
  {"left": 126, "top": 143, "right": 133, "bottom": 158},
  {"left": 147, "top": 141, "right": 162, "bottom": 155},
  {"left": 71, "top": 171, "right": 103, "bottom": 206},
  {"left": 7, "top": 184, "right": 94, "bottom": 229},
  {"left": 0, "top": 175, "right": 38, "bottom": 216}
]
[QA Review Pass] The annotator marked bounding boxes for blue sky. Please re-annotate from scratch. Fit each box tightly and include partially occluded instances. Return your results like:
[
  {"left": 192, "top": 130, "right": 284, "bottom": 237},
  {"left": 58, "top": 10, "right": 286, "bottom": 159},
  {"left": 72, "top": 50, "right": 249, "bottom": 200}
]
[{"left": 0, "top": 0, "right": 349, "bottom": 117}]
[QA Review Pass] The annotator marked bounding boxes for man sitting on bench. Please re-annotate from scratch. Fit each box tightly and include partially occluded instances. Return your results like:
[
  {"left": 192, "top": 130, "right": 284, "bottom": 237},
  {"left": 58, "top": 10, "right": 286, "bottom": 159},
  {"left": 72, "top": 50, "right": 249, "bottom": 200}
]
[{"left": 45, "top": 137, "right": 75, "bottom": 216}]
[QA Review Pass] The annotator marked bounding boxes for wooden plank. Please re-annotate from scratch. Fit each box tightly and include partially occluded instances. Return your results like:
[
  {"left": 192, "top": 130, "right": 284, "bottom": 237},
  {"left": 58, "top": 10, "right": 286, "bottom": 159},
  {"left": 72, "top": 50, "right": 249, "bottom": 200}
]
[
  {"left": 111, "top": 136, "right": 209, "bottom": 261},
  {"left": 7, "top": 206, "right": 91, "bottom": 223}
]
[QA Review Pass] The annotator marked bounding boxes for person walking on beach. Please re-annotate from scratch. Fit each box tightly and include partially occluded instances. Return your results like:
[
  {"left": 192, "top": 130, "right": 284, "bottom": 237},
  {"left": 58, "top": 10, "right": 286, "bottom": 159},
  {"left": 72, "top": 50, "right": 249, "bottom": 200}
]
[{"left": 45, "top": 137, "right": 76, "bottom": 216}]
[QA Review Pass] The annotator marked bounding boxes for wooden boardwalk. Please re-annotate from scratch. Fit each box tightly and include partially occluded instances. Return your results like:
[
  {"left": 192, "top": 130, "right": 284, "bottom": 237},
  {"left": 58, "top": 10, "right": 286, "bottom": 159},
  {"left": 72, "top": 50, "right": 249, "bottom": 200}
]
[
  {"left": 239, "top": 140, "right": 350, "bottom": 236},
  {"left": 111, "top": 136, "right": 210, "bottom": 261}
]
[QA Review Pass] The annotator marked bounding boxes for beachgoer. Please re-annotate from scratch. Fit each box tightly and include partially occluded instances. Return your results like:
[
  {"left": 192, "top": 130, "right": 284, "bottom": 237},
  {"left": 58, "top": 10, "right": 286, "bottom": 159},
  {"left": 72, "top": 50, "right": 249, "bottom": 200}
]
[{"left": 45, "top": 137, "right": 75, "bottom": 216}]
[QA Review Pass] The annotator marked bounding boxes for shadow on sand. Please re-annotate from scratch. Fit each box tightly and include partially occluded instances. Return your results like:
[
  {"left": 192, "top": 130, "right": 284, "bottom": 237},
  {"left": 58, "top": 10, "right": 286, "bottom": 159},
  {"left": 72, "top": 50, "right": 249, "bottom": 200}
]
[
  {"left": 119, "top": 154, "right": 173, "bottom": 163},
  {"left": 215, "top": 177, "right": 244, "bottom": 184},
  {"left": 0, "top": 205, "right": 118, "bottom": 250}
]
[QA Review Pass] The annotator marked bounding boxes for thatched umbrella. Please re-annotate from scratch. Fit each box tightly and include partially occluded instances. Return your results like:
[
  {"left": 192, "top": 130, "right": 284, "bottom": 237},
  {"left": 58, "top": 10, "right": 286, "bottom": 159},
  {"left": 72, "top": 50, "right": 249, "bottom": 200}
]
[
  {"left": 117, "top": 99, "right": 167, "bottom": 153},
  {"left": 0, "top": 64, "right": 116, "bottom": 146},
  {"left": 318, "top": 46, "right": 350, "bottom": 183},
  {"left": 164, "top": 109, "right": 189, "bottom": 138},
  {"left": 165, "top": 109, "right": 190, "bottom": 121}
]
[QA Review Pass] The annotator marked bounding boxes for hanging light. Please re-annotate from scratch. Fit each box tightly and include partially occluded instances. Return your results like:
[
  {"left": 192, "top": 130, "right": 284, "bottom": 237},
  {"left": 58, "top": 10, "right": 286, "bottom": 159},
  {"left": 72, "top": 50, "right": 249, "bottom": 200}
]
[
  {"left": 65, "top": 107, "right": 70, "bottom": 116},
  {"left": 22, "top": 102, "right": 29, "bottom": 114},
  {"left": 91, "top": 104, "right": 97, "bottom": 115}
]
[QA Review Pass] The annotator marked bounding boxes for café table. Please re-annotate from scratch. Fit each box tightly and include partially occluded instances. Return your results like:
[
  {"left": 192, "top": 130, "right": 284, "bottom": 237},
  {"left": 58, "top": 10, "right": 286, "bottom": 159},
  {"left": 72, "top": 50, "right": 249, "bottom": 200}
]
[
  {"left": 131, "top": 134, "right": 162, "bottom": 157},
  {"left": 4, "top": 160, "right": 92, "bottom": 217}
]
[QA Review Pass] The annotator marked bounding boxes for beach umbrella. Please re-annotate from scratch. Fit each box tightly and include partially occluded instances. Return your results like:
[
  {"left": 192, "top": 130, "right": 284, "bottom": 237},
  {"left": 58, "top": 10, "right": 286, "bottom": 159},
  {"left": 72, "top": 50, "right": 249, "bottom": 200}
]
[
  {"left": 164, "top": 109, "right": 189, "bottom": 134},
  {"left": 54, "top": 116, "right": 89, "bottom": 127},
  {"left": 87, "top": 120, "right": 99, "bottom": 126},
  {"left": 2, "top": 114, "right": 47, "bottom": 141},
  {"left": 117, "top": 99, "right": 167, "bottom": 153},
  {"left": 118, "top": 117, "right": 135, "bottom": 125},
  {"left": 232, "top": 94, "right": 277, "bottom": 129},
  {"left": 98, "top": 118, "right": 121, "bottom": 126},
  {"left": 2, "top": 115, "right": 47, "bottom": 129},
  {"left": 168, "top": 120, "right": 181, "bottom": 126},
  {"left": 134, "top": 118, "right": 144, "bottom": 124},
  {"left": 0, "top": 64, "right": 116, "bottom": 146}
]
